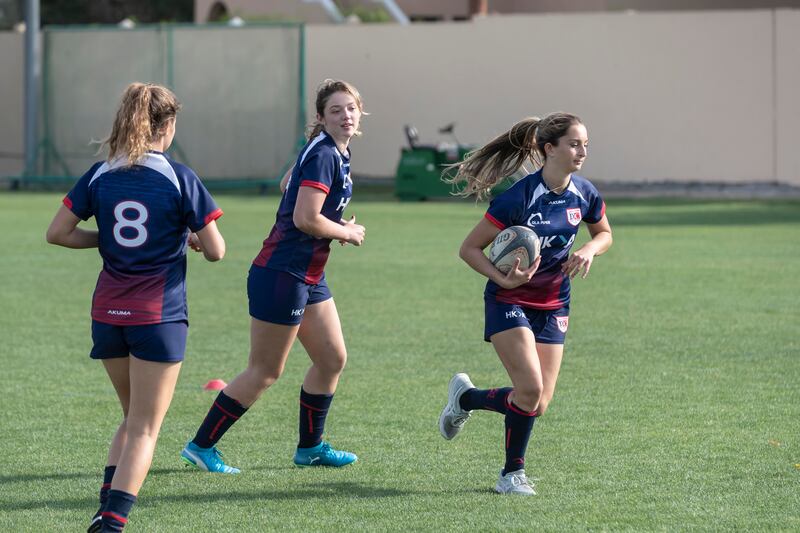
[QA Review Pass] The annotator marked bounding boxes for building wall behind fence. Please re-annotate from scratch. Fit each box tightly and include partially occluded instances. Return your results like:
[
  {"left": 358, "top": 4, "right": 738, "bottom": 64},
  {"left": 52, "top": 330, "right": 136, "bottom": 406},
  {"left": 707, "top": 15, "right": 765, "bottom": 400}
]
[
  {"left": 0, "top": 32, "right": 23, "bottom": 178},
  {"left": 2, "top": 9, "right": 799, "bottom": 185},
  {"left": 776, "top": 9, "right": 800, "bottom": 185},
  {"left": 306, "top": 9, "right": 799, "bottom": 185}
]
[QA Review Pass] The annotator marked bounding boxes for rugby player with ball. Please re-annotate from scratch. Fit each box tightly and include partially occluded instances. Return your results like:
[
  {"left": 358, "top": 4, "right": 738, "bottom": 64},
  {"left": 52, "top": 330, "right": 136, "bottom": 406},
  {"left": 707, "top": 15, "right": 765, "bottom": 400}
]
[{"left": 439, "top": 113, "right": 613, "bottom": 495}]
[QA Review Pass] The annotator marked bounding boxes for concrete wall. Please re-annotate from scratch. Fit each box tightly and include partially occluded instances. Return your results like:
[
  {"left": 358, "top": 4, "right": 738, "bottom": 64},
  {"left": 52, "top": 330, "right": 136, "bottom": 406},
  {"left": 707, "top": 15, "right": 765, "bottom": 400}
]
[
  {"left": 306, "top": 10, "right": 799, "bottom": 184},
  {"left": 0, "top": 31, "right": 23, "bottom": 177},
  {"left": 776, "top": 9, "right": 800, "bottom": 185},
  {"left": 2, "top": 9, "right": 800, "bottom": 184}
]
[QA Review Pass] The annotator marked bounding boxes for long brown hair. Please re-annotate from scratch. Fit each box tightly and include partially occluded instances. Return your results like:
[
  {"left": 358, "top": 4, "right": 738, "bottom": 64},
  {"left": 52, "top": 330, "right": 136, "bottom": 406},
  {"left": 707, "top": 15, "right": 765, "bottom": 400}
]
[
  {"left": 100, "top": 82, "right": 181, "bottom": 165},
  {"left": 306, "top": 79, "right": 367, "bottom": 139},
  {"left": 443, "top": 112, "right": 583, "bottom": 201}
]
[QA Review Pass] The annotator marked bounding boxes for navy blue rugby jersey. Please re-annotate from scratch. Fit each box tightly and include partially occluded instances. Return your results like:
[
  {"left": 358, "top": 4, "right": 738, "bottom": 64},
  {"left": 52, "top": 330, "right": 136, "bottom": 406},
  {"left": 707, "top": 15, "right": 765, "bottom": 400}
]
[
  {"left": 253, "top": 131, "right": 353, "bottom": 284},
  {"left": 64, "top": 152, "right": 222, "bottom": 325},
  {"left": 484, "top": 169, "right": 606, "bottom": 309}
]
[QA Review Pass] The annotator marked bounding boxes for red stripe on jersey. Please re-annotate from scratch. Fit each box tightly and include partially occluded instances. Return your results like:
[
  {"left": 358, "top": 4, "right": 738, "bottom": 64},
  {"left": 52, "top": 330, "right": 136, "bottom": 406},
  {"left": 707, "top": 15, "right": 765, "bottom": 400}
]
[
  {"left": 304, "top": 240, "right": 329, "bottom": 284},
  {"left": 484, "top": 212, "right": 505, "bottom": 230},
  {"left": 63, "top": 196, "right": 73, "bottom": 209},
  {"left": 495, "top": 269, "right": 565, "bottom": 309},
  {"left": 92, "top": 271, "right": 165, "bottom": 325},
  {"left": 600, "top": 201, "right": 606, "bottom": 220},
  {"left": 300, "top": 180, "right": 330, "bottom": 194},
  {"left": 204, "top": 208, "right": 223, "bottom": 225},
  {"left": 253, "top": 226, "right": 283, "bottom": 267}
]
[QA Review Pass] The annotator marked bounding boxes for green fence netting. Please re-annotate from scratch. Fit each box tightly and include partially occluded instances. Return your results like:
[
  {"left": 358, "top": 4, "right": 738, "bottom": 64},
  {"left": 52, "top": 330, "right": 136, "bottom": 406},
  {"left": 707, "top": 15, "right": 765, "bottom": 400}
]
[{"left": 30, "top": 22, "right": 304, "bottom": 190}]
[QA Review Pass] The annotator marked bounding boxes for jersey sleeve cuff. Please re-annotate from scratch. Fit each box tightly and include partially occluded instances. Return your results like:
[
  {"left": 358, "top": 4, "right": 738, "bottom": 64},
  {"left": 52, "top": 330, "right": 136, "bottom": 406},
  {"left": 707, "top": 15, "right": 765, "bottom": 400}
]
[
  {"left": 300, "top": 180, "right": 330, "bottom": 194},
  {"left": 484, "top": 212, "right": 506, "bottom": 230},
  {"left": 204, "top": 208, "right": 223, "bottom": 225}
]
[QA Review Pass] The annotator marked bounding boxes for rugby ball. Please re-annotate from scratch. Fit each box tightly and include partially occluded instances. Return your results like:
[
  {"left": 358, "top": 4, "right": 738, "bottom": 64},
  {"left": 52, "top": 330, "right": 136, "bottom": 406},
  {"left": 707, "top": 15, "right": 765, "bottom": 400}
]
[{"left": 488, "top": 225, "right": 540, "bottom": 274}]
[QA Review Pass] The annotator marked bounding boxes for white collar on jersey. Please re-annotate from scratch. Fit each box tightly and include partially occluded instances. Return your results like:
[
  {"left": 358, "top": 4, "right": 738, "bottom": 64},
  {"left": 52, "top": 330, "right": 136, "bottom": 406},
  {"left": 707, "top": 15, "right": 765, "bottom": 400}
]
[
  {"left": 88, "top": 152, "right": 181, "bottom": 194},
  {"left": 527, "top": 178, "right": 587, "bottom": 209}
]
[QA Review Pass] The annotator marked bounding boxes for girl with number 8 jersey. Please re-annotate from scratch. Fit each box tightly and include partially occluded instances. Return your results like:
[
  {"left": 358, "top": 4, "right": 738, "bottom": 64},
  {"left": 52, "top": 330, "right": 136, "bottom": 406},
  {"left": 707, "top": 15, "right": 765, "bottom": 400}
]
[{"left": 46, "top": 82, "right": 225, "bottom": 532}]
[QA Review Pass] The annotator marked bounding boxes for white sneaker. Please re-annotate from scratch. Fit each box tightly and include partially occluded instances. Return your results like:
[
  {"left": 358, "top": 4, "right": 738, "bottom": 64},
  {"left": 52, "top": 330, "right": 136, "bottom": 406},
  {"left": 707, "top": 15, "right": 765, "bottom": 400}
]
[
  {"left": 495, "top": 469, "right": 536, "bottom": 495},
  {"left": 438, "top": 372, "right": 475, "bottom": 440}
]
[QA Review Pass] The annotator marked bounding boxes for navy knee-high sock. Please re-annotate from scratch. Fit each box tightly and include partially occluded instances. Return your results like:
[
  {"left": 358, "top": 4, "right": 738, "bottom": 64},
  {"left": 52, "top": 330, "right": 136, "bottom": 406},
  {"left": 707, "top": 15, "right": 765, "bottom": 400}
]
[
  {"left": 100, "top": 489, "right": 136, "bottom": 532},
  {"left": 93, "top": 465, "right": 116, "bottom": 518},
  {"left": 503, "top": 400, "right": 537, "bottom": 475},
  {"left": 298, "top": 387, "right": 334, "bottom": 449},
  {"left": 192, "top": 391, "right": 248, "bottom": 449},
  {"left": 459, "top": 387, "right": 513, "bottom": 413}
]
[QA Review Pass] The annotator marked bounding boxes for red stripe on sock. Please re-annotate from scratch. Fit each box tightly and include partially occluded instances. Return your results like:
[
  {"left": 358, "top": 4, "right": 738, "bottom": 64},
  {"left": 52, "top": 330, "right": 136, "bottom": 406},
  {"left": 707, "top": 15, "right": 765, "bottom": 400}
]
[
  {"left": 214, "top": 401, "right": 240, "bottom": 419},
  {"left": 101, "top": 511, "right": 128, "bottom": 524},
  {"left": 300, "top": 400, "right": 325, "bottom": 412},
  {"left": 506, "top": 428, "right": 511, "bottom": 449},
  {"left": 209, "top": 415, "right": 227, "bottom": 441},
  {"left": 505, "top": 397, "right": 536, "bottom": 416}
]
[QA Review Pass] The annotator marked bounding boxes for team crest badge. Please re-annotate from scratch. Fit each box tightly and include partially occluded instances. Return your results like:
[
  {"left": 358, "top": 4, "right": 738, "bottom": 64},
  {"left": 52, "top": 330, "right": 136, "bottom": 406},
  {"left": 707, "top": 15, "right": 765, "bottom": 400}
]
[
  {"left": 555, "top": 316, "right": 569, "bottom": 333},
  {"left": 566, "top": 208, "right": 582, "bottom": 226}
]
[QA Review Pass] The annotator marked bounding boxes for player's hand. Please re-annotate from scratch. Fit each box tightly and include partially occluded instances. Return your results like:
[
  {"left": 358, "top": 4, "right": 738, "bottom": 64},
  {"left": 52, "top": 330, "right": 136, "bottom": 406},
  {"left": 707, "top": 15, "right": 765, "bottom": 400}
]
[
  {"left": 498, "top": 256, "right": 541, "bottom": 289},
  {"left": 342, "top": 215, "right": 365, "bottom": 246},
  {"left": 562, "top": 248, "right": 594, "bottom": 279},
  {"left": 187, "top": 233, "right": 203, "bottom": 252}
]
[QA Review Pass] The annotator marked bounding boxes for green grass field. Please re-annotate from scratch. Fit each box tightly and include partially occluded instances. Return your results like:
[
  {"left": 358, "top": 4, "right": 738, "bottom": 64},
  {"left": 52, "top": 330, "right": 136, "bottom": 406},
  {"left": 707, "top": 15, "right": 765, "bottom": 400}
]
[{"left": 1, "top": 193, "right": 798, "bottom": 531}]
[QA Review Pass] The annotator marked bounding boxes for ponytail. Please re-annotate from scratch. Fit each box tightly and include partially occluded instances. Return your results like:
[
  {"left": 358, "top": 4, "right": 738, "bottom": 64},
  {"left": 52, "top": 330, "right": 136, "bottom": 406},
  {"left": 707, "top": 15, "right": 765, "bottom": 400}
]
[
  {"left": 442, "top": 112, "right": 583, "bottom": 201},
  {"left": 100, "top": 82, "right": 181, "bottom": 165},
  {"left": 442, "top": 118, "right": 541, "bottom": 201}
]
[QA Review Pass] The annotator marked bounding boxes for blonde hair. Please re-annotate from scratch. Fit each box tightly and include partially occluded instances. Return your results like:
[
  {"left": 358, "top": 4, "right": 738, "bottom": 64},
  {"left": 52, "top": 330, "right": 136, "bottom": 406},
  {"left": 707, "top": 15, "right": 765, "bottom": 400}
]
[
  {"left": 100, "top": 82, "right": 181, "bottom": 165},
  {"left": 443, "top": 112, "right": 583, "bottom": 201},
  {"left": 306, "top": 79, "right": 367, "bottom": 139}
]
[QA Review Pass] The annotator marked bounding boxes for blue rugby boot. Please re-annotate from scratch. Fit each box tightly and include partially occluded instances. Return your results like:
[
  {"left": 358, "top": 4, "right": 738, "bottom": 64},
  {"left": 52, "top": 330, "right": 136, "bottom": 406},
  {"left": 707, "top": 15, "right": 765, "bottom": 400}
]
[
  {"left": 293, "top": 441, "right": 357, "bottom": 467},
  {"left": 181, "top": 442, "right": 240, "bottom": 474}
]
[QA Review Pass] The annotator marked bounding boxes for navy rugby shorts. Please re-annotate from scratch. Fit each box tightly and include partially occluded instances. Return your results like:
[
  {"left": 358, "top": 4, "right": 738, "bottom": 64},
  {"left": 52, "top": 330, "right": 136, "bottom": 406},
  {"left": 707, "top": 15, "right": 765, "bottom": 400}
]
[
  {"left": 247, "top": 265, "right": 332, "bottom": 325},
  {"left": 90, "top": 320, "right": 188, "bottom": 362},
  {"left": 484, "top": 298, "right": 570, "bottom": 344}
]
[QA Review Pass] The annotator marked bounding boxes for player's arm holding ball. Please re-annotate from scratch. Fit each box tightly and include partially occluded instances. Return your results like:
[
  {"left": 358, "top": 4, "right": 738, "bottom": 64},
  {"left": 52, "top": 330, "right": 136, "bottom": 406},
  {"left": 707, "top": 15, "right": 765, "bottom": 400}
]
[{"left": 459, "top": 218, "right": 540, "bottom": 289}]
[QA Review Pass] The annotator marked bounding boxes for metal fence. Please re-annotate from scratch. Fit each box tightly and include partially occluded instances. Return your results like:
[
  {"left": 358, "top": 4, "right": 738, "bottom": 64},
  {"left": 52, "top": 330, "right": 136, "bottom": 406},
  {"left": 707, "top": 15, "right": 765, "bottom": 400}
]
[{"left": 32, "top": 22, "right": 305, "bottom": 188}]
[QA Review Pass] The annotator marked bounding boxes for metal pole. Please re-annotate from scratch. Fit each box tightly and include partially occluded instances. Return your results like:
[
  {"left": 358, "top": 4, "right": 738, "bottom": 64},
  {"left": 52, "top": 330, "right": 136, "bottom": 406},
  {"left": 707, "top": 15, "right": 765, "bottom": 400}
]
[
  {"left": 24, "top": 0, "right": 40, "bottom": 177},
  {"left": 375, "top": 0, "right": 410, "bottom": 25}
]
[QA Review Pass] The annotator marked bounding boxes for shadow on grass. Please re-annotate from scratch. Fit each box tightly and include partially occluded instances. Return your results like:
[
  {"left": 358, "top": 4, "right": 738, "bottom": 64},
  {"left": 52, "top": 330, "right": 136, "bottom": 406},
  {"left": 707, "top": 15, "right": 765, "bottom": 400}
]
[
  {"left": 0, "top": 471, "right": 97, "bottom": 484},
  {"left": 1, "top": 482, "right": 417, "bottom": 512},
  {"left": 607, "top": 199, "right": 800, "bottom": 227}
]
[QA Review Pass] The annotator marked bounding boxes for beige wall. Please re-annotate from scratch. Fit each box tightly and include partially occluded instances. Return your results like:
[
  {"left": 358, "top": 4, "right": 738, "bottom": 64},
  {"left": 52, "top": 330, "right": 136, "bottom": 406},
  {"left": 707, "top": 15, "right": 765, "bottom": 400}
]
[
  {"left": 0, "top": 31, "right": 23, "bottom": 177},
  {"left": 776, "top": 9, "right": 800, "bottom": 184},
  {"left": 2, "top": 10, "right": 800, "bottom": 184},
  {"left": 306, "top": 10, "right": 799, "bottom": 184}
]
